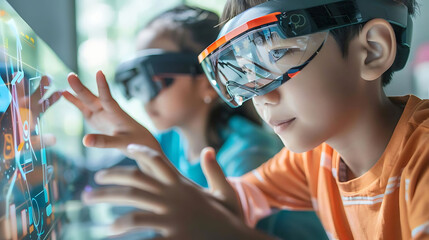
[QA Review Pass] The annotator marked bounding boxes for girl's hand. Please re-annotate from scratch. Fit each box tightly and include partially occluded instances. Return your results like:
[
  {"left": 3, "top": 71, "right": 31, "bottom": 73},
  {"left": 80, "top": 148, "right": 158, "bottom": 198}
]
[
  {"left": 63, "top": 71, "right": 162, "bottom": 154},
  {"left": 83, "top": 145, "right": 273, "bottom": 240}
]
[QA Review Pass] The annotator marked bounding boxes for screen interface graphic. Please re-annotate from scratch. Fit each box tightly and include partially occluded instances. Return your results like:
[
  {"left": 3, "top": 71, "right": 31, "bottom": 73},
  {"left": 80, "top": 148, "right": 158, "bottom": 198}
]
[{"left": 0, "top": 1, "right": 82, "bottom": 239}]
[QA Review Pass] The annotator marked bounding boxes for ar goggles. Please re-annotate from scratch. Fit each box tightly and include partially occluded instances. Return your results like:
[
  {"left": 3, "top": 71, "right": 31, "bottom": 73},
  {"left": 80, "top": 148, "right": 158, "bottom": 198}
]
[
  {"left": 115, "top": 49, "right": 203, "bottom": 104},
  {"left": 199, "top": 0, "right": 412, "bottom": 107}
]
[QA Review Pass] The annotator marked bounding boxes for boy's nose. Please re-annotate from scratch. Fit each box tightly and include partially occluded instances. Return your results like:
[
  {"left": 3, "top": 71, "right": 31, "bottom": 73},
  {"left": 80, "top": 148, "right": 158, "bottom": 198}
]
[{"left": 253, "top": 89, "right": 280, "bottom": 106}]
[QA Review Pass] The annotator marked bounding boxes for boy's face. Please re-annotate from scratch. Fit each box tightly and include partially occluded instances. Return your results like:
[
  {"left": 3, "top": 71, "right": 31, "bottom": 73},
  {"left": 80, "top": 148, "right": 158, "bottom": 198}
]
[{"left": 253, "top": 34, "right": 364, "bottom": 152}]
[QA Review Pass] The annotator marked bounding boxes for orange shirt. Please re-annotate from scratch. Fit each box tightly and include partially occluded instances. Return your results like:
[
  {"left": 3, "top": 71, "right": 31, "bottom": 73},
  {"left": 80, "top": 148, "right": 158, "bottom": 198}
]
[{"left": 231, "top": 95, "right": 429, "bottom": 239}]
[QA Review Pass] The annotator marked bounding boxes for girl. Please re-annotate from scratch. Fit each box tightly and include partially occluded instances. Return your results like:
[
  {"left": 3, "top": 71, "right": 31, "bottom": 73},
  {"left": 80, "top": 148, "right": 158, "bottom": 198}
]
[{"left": 113, "top": 5, "right": 283, "bottom": 187}]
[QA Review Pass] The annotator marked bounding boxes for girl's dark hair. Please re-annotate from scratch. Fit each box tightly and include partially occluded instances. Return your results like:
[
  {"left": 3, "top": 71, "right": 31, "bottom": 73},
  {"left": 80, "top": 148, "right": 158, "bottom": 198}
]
[
  {"left": 220, "top": 0, "right": 418, "bottom": 86},
  {"left": 145, "top": 5, "right": 220, "bottom": 54},
  {"left": 145, "top": 5, "right": 263, "bottom": 152}
]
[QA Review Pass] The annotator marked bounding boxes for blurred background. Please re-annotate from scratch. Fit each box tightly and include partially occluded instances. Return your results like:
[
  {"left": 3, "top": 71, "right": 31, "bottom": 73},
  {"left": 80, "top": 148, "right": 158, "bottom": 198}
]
[{"left": 6, "top": 0, "right": 429, "bottom": 167}]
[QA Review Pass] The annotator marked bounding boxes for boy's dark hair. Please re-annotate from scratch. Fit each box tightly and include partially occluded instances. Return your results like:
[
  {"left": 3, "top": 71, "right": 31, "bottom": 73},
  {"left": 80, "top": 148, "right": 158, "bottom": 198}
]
[{"left": 220, "top": 0, "right": 418, "bottom": 86}]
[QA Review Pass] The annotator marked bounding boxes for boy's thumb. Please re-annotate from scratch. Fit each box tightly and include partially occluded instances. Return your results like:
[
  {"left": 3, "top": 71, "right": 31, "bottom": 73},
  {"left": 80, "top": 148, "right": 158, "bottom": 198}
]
[
  {"left": 201, "top": 147, "right": 231, "bottom": 196},
  {"left": 201, "top": 147, "right": 243, "bottom": 218}
]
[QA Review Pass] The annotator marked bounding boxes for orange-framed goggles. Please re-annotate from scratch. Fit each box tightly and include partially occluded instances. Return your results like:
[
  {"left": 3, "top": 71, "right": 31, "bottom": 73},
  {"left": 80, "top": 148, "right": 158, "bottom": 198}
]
[{"left": 199, "top": 0, "right": 411, "bottom": 107}]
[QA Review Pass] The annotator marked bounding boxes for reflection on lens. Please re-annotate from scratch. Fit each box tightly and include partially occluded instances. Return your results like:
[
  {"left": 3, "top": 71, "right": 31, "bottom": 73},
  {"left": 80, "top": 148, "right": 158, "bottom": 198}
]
[{"left": 203, "top": 27, "right": 328, "bottom": 107}]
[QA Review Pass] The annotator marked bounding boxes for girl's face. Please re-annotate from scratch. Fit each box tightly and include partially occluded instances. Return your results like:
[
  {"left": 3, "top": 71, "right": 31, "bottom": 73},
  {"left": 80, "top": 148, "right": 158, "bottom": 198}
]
[
  {"left": 253, "top": 34, "right": 365, "bottom": 152},
  {"left": 137, "top": 29, "right": 208, "bottom": 130},
  {"left": 144, "top": 74, "right": 206, "bottom": 130}
]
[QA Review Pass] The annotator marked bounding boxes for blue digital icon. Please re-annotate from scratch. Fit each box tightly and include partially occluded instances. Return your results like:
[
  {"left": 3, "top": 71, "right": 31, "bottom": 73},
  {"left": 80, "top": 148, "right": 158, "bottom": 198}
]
[{"left": 0, "top": 77, "right": 12, "bottom": 113}]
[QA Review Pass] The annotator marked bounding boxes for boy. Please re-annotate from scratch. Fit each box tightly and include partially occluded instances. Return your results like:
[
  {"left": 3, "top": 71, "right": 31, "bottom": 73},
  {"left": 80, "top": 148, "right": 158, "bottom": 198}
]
[{"left": 66, "top": 0, "right": 428, "bottom": 239}]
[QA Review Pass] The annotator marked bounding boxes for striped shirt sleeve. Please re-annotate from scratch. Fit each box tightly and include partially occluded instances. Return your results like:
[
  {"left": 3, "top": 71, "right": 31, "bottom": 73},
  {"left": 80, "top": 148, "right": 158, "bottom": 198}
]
[{"left": 406, "top": 147, "right": 429, "bottom": 239}]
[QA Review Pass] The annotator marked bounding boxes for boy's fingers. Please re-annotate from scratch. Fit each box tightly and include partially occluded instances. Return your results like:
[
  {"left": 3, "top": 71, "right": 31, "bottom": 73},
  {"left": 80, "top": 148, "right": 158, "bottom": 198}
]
[
  {"left": 201, "top": 147, "right": 242, "bottom": 215},
  {"left": 94, "top": 166, "right": 164, "bottom": 193},
  {"left": 112, "top": 212, "right": 168, "bottom": 236},
  {"left": 62, "top": 91, "right": 92, "bottom": 118},
  {"left": 83, "top": 134, "right": 127, "bottom": 149},
  {"left": 96, "top": 70, "right": 119, "bottom": 112},
  {"left": 82, "top": 186, "right": 166, "bottom": 213},
  {"left": 67, "top": 73, "right": 102, "bottom": 112},
  {"left": 201, "top": 147, "right": 230, "bottom": 194},
  {"left": 127, "top": 144, "right": 180, "bottom": 185}
]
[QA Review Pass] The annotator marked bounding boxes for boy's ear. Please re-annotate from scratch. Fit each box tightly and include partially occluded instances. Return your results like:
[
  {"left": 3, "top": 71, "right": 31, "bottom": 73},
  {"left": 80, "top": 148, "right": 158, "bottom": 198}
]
[{"left": 359, "top": 18, "right": 397, "bottom": 81}]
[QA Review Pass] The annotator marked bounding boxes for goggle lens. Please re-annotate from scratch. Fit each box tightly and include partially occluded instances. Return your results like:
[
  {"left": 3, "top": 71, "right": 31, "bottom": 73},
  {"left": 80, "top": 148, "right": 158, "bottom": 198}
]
[{"left": 202, "top": 25, "right": 328, "bottom": 107}]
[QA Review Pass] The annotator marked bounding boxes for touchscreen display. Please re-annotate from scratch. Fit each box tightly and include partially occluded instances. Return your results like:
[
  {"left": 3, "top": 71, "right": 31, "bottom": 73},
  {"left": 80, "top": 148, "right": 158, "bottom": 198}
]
[{"left": 0, "top": 1, "right": 83, "bottom": 239}]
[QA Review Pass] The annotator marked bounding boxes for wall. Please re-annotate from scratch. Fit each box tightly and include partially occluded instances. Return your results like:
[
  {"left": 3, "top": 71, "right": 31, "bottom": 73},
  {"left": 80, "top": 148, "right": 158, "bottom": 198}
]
[{"left": 6, "top": 0, "right": 78, "bottom": 72}]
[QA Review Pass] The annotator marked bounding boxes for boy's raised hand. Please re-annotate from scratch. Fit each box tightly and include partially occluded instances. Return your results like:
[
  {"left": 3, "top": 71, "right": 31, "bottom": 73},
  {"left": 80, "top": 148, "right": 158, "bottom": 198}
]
[
  {"left": 63, "top": 71, "right": 162, "bottom": 154},
  {"left": 82, "top": 145, "right": 273, "bottom": 240},
  {"left": 64, "top": 70, "right": 273, "bottom": 239}
]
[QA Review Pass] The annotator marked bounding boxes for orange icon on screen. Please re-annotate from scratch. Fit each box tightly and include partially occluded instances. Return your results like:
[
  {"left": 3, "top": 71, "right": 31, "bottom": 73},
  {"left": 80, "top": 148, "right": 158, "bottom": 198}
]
[{"left": 4, "top": 134, "right": 15, "bottom": 159}]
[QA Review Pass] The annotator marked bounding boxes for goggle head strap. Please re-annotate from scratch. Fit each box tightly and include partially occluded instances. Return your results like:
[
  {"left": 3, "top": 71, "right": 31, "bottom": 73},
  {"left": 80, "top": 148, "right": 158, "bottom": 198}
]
[{"left": 115, "top": 49, "right": 202, "bottom": 101}]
